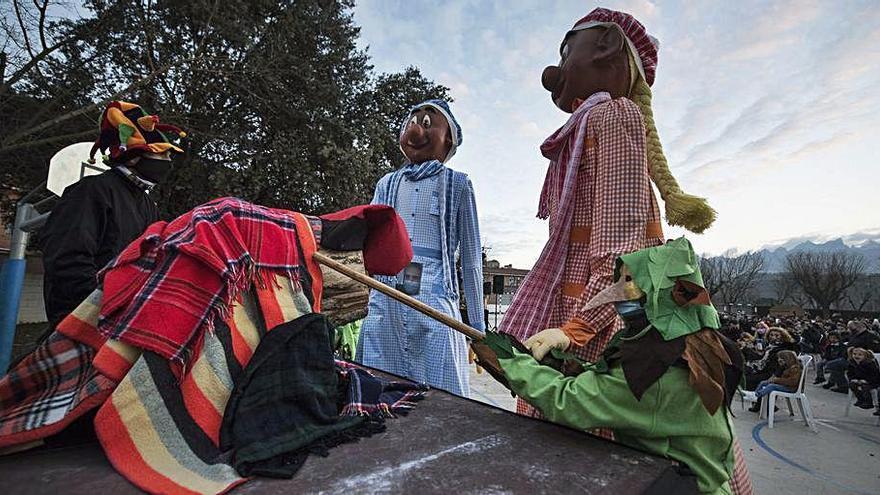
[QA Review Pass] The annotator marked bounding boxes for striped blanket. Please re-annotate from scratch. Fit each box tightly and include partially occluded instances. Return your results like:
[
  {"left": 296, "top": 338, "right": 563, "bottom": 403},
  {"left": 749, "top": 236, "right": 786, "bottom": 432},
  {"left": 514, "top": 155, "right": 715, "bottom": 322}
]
[{"left": 0, "top": 276, "right": 426, "bottom": 494}]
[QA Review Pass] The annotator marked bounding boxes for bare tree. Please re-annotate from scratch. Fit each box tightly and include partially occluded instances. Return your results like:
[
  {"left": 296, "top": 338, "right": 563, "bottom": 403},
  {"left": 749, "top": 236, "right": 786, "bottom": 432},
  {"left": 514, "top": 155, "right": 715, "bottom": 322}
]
[
  {"left": 785, "top": 251, "right": 866, "bottom": 317},
  {"left": 699, "top": 252, "right": 765, "bottom": 307},
  {"left": 699, "top": 255, "right": 723, "bottom": 299},
  {"left": 718, "top": 252, "right": 765, "bottom": 306},
  {"left": 773, "top": 272, "right": 812, "bottom": 308},
  {"left": 773, "top": 272, "right": 798, "bottom": 304},
  {"left": 843, "top": 274, "right": 879, "bottom": 313},
  {"left": 1, "top": 1, "right": 216, "bottom": 155}
]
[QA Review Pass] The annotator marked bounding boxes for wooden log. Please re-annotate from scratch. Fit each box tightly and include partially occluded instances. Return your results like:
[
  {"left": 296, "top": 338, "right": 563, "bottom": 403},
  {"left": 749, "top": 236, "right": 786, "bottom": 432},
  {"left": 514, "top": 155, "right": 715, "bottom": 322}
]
[
  {"left": 314, "top": 251, "right": 484, "bottom": 341},
  {"left": 318, "top": 249, "right": 369, "bottom": 326}
]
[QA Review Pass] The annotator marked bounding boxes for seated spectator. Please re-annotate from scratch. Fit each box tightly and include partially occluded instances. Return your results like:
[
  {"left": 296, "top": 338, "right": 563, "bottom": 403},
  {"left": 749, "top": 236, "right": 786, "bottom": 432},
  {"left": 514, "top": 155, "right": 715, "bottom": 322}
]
[
  {"left": 846, "top": 347, "right": 880, "bottom": 410},
  {"left": 749, "top": 350, "right": 802, "bottom": 413},
  {"left": 846, "top": 320, "right": 880, "bottom": 352},
  {"left": 720, "top": 318, "right": 742, "bottom": 342},
  {"left": 814, "top": 332, "right": 846, "bottom": 385},
  {"left": 744, "top": 327, "right": 799, "bottom": 391},
  {"left": 737, "top": 333, "right": 763, "bottom": 361},
  {"left": 826, "top": 320, "right": 880, "bottom": 393},
  {"left": 799, "top": 321, "right": 822, "bottom": 355},
  {"left": 753, "top": 321, "right": 769, "bottom": 349}
]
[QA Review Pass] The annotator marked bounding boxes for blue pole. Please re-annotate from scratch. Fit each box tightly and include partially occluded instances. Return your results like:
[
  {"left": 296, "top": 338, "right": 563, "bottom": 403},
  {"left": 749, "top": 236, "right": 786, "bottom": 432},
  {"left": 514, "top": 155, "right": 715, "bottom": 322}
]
[{"left": 0, "top": 258, "right": 26, "bottom": 374}]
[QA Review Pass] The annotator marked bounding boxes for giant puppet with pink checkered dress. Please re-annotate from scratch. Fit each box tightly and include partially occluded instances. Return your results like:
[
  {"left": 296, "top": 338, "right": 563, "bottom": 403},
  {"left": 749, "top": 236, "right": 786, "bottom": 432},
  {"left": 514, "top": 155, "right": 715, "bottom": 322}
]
[{"left": 494, "top": 7, "right": 754, "bottom": 494}]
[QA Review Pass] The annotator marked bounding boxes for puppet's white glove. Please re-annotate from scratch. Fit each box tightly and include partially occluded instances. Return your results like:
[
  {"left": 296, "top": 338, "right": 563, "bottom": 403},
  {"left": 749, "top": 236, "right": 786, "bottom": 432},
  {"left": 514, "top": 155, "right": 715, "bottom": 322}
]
[{"left": 524, "top": 328, "right": 570, "bottom": 361}]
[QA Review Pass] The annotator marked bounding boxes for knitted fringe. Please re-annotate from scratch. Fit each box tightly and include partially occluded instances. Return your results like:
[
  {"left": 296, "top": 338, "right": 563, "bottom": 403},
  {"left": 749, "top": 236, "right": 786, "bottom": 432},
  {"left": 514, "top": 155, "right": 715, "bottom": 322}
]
[{"left": 177, "top": 264, "right": 302, "bottom": 374}]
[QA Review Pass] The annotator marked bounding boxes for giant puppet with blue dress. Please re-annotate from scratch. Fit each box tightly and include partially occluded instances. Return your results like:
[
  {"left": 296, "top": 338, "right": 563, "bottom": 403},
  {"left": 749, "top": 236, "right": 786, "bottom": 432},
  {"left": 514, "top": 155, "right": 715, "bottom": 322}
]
[{"left": 356, "top": 100, "right": 485, "bottom": 397}]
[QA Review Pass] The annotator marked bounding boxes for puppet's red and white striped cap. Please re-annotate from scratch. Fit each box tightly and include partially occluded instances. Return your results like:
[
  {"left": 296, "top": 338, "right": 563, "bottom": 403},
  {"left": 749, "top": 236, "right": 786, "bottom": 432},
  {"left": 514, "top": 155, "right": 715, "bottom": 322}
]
[{"left": 571, "top": 7, "right": 659, "bottom": 87}]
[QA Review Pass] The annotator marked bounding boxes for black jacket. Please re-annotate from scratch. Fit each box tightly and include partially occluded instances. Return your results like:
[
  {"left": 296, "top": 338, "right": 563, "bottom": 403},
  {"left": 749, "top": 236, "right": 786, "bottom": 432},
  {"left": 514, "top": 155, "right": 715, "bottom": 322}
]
[
  {"left": 41, "top": 168, "right": 158, "bottom": 326},
  {"left": 846, "top": 359, "right": 880, "bottom": 387},
  {"left": 847, "top": 331, "right": 880, "bottom": 353},
  {"left": 746, "top": 341, "right": 799, "bottom": 376},
  {"left": 821, "top": 342, "right": 847, "bottom": 361}
]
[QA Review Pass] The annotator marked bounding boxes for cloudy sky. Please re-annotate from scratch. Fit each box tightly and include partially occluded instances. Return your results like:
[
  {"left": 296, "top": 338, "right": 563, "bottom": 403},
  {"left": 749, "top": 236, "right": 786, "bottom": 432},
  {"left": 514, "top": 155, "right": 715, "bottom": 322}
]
[{"left": 354, "top": 0, "right": 880, "bottom": 267}]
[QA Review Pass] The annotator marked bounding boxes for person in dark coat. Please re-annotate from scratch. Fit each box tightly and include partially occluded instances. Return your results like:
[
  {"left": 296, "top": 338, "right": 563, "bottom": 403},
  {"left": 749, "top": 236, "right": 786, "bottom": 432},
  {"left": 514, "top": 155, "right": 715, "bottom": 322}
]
[
  {"left": 826, "top": 320, "right": 880, "bottom": 393},
  {"left": 744, "top": 327, "right": 799, "bottom": 390},
  {"left": 41, "top": 101, "right": 185, "bottom": 329},
  {"left": 846, "top": 347, "right": 880, "bottom": 410},
  {"left": 847, "top": 320, "right": 880, "bottom": 352},
  {"left": 814, "top": 332, "right": 846, "bottom": 385},
  {"left": 749, "top": 350, "right": 802, "bottom": 412}
]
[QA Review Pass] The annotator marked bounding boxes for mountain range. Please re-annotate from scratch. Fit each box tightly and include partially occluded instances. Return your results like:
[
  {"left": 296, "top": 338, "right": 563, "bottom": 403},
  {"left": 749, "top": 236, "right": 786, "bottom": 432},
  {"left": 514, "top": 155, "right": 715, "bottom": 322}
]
[{"left": 749, "top": 238, "right": 880, "bottom": 273}]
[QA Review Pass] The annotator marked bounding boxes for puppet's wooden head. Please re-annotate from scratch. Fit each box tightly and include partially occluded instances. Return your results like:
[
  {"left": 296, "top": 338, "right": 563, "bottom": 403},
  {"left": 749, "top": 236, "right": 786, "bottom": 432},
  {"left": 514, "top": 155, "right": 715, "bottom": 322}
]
[
  {"left": 399, "top": 100, "right": 462, "bottom": 164},
  {"left": 542, "top": 25, "right": 631, "bottom": 113}
]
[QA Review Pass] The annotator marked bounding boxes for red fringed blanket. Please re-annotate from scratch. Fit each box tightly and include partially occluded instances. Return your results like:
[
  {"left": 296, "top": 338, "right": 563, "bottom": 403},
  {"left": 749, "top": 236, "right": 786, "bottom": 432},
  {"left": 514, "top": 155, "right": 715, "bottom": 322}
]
[{"left": 98, "top": 197, "right": 320, "bottom": 367}]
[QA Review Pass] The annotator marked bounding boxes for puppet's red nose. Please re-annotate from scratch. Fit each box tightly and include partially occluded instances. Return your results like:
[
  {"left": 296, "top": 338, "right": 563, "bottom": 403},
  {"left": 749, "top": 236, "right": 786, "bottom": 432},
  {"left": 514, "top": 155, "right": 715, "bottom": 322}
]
[{"left": 542, "top": 66, "right": 561, "bottom": 93}]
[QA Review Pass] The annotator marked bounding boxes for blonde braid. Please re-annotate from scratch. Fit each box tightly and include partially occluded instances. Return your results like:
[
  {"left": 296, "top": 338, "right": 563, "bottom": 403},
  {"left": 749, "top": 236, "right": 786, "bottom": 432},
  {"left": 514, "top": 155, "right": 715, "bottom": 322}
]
[{"left": 630, "top": 77, "right": 716, "bottom": 233}]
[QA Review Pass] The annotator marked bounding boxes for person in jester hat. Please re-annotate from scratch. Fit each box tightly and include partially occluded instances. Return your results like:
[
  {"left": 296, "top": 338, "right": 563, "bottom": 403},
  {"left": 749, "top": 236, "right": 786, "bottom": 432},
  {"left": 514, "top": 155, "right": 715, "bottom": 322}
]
[
  {"left": 41, "top": 101, "right": 186, "bottom": 331},
  {"left": 356, "top": 99, "right": 485, "bottom": 397},
  {"left": 473, "top": 238, "right": 744, "bottom": 494}
]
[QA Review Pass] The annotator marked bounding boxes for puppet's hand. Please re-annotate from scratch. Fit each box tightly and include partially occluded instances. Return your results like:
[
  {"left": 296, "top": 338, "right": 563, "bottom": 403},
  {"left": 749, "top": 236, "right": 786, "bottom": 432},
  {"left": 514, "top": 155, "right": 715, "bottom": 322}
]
[
  {"left": 468, "top": 347, "right": 483, "bottom": 374},
  {"left": 470, "top": 338, "right": 512, "bottom": 396},
  {"left": 524, "top": 328, "right": 570, "bottom": 361}
]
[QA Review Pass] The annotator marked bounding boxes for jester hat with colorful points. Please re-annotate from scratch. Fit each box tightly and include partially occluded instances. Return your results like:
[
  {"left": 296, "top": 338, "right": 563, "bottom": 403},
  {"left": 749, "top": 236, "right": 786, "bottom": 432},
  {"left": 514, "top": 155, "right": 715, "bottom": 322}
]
[{"left": 89, "top": 101, "right": 186, "bottom": 165}]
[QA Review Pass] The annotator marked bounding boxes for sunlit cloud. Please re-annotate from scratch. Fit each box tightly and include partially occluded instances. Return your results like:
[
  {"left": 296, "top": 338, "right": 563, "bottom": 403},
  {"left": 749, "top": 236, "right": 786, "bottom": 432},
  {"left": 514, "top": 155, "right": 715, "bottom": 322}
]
[{"left": 355, "top": 0, "right": 880, "bottom": 267}]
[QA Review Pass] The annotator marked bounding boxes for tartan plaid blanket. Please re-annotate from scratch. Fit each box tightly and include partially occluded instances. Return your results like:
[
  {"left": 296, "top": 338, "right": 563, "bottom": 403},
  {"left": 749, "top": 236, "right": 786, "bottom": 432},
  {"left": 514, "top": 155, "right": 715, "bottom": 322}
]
[
  {"left": 220, "top": 313, "right": 428, "bottom": 479},
  {"left": 0, "top": 291, "right": 114, "bottom": 449},
  {"left": 0, "top": 277, "right": 426, "bottom": 494},
  {"left": 341, "top": 365, "right": 428, "bottom": 418},
  {"left": 96, "top": 281, "right": 425, "bottom": 494},
  {"left": 98, "top": 197, "right": 319, "bottom": 367}
]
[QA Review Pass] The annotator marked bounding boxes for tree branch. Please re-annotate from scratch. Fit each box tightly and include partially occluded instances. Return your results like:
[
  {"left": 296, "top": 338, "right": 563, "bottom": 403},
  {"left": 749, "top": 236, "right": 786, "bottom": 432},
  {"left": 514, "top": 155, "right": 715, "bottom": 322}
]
[
  {"left": 12, "top": 0, "right": 35, "bottom": 59},
  {"left": 34, "top": 0, "right": 48, "bottom": 52},
  {"left": 0, "top": 129, "right": 94, "bottom": 153},
  {"left": 2, "top": 58, "right": 198, "bottom": 147},
  {"left": 0, "top": 37, "right": 67, "bottom": 94}
]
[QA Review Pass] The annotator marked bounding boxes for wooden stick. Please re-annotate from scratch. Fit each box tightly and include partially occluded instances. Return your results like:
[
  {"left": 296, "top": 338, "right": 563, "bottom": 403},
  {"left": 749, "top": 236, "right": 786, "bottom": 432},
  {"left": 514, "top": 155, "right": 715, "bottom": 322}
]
[{"left": 313, "top": 252, "right": 484, "bottom": 341}]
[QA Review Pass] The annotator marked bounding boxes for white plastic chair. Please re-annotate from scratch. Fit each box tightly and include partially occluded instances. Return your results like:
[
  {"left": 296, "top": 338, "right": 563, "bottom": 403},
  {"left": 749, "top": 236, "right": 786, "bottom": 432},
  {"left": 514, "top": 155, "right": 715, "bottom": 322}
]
[
  {"left": 737, "top": 388, "right": 754, "bottom": 410},
  {"left": 843, "top": 352, "right": 880, "bottom": 426},
  {"left": 764, "top": 355, "right": 818, "bottom": 432}
]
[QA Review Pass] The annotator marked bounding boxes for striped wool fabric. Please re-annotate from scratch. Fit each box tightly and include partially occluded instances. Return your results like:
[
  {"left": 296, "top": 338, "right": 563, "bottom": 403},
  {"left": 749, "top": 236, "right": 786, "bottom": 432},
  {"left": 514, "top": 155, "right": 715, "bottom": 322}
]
[
  {"left": 94, "top": 275, "right": 317, "bottom": 494},
  {"left": 1, "top": 273, "right": 423, "bottom": 495}
]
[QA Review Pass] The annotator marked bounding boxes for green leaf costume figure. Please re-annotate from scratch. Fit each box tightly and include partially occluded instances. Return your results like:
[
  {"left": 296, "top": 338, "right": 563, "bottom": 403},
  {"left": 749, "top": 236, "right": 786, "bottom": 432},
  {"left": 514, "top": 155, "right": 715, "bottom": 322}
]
[{"left": 472, "top": 238, "right": 745, "bottom": 494}]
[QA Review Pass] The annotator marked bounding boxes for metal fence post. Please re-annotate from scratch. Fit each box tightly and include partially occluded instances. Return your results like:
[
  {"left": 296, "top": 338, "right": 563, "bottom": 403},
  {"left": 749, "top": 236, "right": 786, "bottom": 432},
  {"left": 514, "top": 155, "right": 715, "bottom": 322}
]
[{"left": 1, "top": 197, "right": 50, "bottom": 375}]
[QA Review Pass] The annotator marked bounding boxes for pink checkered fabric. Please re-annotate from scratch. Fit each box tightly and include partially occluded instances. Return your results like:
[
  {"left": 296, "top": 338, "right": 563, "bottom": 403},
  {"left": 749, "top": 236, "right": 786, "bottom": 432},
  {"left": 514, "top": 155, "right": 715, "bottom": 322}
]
[
  {"left": 500, "top": 96, "right": 661, "bottom": 362},
  {"left": 730, "top": 438, "right": 755, "bottom": 495},
  {"left": 574, "top": 7, "right": 659, "bottom": 87},
  {"left": 498, "top": 91, "right": 610, "bottom": 345},
  {"left": 555, "top": 97, "right": 662, "bottom": 361}
]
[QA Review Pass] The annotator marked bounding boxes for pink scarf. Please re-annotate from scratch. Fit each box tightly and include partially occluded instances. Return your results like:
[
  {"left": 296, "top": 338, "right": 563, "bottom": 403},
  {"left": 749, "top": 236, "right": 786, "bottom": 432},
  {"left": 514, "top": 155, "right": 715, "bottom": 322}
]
[{"left": 499, "top": 92, "right": 610, "bottom": 341}]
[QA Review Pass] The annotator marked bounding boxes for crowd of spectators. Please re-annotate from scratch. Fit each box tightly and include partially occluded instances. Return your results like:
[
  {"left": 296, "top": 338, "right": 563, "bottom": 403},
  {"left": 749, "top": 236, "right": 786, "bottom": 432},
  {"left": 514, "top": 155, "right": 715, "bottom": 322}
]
[{"left": 720, "top": 314, "right": 880, "bottom": 415}]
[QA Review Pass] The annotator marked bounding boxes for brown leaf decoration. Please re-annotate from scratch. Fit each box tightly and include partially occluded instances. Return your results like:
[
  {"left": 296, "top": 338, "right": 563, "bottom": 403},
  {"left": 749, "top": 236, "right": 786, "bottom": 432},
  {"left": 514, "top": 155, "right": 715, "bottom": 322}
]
[
  {"left": 683, "top": 330, "right": 728, "bottom": 415},
  {"left": 671, "top": 279, "right": 712, "bottom": 307}
]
